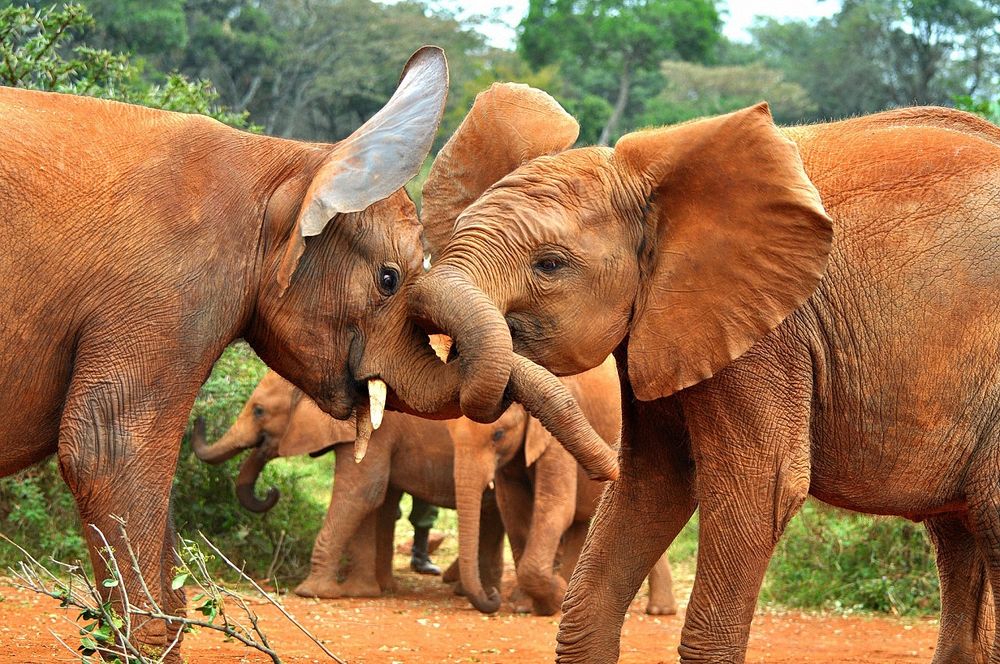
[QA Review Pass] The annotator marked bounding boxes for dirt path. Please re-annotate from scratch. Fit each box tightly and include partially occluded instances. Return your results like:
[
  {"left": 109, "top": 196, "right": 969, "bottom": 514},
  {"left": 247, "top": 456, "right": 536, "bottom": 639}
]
[{"left": 0, "top": 564, "right": 939, "bottom": 663}]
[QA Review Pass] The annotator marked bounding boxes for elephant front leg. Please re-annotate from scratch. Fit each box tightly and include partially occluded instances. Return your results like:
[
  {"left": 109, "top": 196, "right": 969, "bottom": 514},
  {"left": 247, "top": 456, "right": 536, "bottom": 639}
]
[
  {"left": 516, "top": 445, "right": 578, "bottom": 616},
  {"left": 676, "top": 363, "right": 813, "bottom": 663},
  {"left": 57, "top": 369, "right": 192, "bottom": 662},
  {"left": 557, "top": 399, "right": 697, "bottom": 664},
  {"left": 295, "top": 448, "right": 389, "bottom": 599},
  {"left": 925, "top": 515, "right": 992, "bottom": 663}
]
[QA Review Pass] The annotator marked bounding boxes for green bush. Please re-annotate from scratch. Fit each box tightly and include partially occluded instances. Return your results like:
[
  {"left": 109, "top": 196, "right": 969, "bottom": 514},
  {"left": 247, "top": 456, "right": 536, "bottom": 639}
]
[
  {"left": 760, "top": 500, "right": 939, "bottom": 615},
  {"left": 176, "top": 344, "right": 331, "bottom": 583}
]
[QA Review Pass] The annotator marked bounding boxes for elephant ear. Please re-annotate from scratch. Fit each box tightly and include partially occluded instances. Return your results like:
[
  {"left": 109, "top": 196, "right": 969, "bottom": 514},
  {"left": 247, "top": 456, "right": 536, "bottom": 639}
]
[
  {"left": 617, "top": 103, "right": 833, "bottom": 401},
  {"left": 277, "top": 398, "right": 356, "bottom": 457},
  {"left": 421, "top": 82, "right": 579, "bottom": 258},
  {"left": 523, "top": 417, "right": 553, "bottom": 467},
  {"left": 277, "top": 46, "right": 449, "bottom": 291}
]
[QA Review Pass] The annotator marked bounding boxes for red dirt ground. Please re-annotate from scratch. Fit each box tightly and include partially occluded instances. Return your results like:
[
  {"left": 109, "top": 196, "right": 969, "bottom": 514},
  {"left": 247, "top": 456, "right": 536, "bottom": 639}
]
[{"left": 0, "top": 562, "right": 939, "bottom": 663}]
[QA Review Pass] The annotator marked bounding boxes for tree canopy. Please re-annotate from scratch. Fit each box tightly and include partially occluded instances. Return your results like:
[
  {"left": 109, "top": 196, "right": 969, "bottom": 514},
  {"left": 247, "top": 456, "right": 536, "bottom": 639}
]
[{"left": 518, "top": 0, "right": 721, "bottom": 143}]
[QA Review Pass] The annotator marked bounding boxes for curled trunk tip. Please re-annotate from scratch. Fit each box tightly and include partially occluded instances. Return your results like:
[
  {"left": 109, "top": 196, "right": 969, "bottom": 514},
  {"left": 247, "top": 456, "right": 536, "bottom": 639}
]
[
  {"left": 236, "top": 446, "right": 280, "bottom": 513},
  {"left": 191, "top": 416, "right": 253, "bottom": 464},
  {"left": 410, "top": 269, "right": 513, "bottom": 422},
  {"left": 470, "top": 587, "right": 501, "bottom": 613}
]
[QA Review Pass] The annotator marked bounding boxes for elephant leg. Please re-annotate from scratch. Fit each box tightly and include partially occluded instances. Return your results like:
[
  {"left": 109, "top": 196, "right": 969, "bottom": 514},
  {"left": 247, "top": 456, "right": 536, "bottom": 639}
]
[
  {"left": 517, "top": 446, "right": 577, "bottom": 616},
  {"left": 557, "top": 521, "right": 588, "bottom": 583},
  {"left": 926, "top": 515, "right": 992, "bottom": 664},
  {"left": 339, "top": 510, "right": 381, "bottom": 597},
  {"left": 675, "top": 358, "right": 812, "bottom": 664},
  {"left": 375, "top": 487, "right": 403, "bottom": 593},
  {"left": 57, "top": 362, "right": 193, "bottom": 662},
  {"left": 295, "top": 445, "right": 390, "bottom": 599},
  {"left": 495, "top": 464, "right": 533, "bottom": 611},
  {"left": 557, "top": 395, "right": 696, "bottom": 664},
  {"left": 645, "top": 549, "right": 678, "bottom": 616}
]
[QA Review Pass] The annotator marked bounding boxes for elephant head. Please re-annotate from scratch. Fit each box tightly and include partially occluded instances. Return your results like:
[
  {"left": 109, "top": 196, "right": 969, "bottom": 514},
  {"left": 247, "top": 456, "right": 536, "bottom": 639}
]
[
  {"left": 248, "top": 58, "right": 617, "bottom": 480},
  {"left": 412, "top": 83, "right": 618, "bottom": 482},
  {"left": 238, "top": 46, "right": 457, "bottom": 457},
  {"left": 193, "top": 371, "right": 355, "bottom": 512},
  {"left": 413, "top": 85, "right": 833, "bottom": 427}
]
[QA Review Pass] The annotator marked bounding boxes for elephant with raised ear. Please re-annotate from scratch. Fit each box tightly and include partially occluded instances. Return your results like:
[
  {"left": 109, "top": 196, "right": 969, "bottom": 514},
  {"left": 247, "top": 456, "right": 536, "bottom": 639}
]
[
  {"left": 412, "top": 83, "right": 1000, "bottom": 662},
  {"left": 192, "top": 370, "right": 507, "bottom": 599},
  {"left": 446, "top": 356, "right": 676, "bottom": 616}
]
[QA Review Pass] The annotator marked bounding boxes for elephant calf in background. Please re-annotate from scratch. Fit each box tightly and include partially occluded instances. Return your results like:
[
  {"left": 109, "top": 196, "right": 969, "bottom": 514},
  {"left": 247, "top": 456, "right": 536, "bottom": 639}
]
[
  {"left": 193, "top": 371, "right": 506, "bottom": 599},
  {"left": 447, "top": 356, "right": 676, "bottom": 617}
]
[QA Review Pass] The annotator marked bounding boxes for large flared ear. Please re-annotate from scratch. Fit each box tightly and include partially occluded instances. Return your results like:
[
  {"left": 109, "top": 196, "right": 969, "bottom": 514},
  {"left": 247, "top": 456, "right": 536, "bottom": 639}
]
[
  {"left": 421, "top": 82, "right": 579, "bottom": 258},
  {"left": 617, "top": 103, "right": 833, "bottom": 401},
  {"left": 278, "top": 46, "right": 450, "bottom": 291}
]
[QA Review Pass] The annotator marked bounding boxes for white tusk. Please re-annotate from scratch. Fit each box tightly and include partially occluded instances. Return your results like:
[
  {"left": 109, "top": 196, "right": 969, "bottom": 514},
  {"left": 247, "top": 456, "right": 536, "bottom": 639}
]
[
  {"left": 368, "top": 378, "right": 386, "bottom": 430},
  {"left": 488, "top": 480, "right": 495, "bottom": 490},
  {"left": 354, "top": 403, "right": 372, "bottom": 463},
  {"left": 422, "top": 253, "right": 432, "bottom": 272}
]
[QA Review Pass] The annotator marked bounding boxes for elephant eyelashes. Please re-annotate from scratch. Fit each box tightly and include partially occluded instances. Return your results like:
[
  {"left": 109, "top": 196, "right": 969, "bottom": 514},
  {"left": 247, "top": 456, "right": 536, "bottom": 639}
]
[
  {"left": 252, "top": 405, "right": 265, "bottom": 419},
  {"left": 533, "top": 256, "right": 563, "bottom": 274},
  {"left": 377, "top": 265, "right": 401, "bottom": 296}
]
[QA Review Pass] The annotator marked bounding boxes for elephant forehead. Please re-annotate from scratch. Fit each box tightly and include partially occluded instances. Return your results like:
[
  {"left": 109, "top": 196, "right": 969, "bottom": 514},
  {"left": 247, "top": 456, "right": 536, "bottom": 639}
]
[{"left": 456, "top": 150, "right": 619, "bottom": 243}]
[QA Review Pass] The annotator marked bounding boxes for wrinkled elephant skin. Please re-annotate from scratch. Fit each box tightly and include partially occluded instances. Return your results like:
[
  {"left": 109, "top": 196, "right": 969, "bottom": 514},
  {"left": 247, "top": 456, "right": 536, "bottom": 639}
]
[
  {"left": 448, "top": 356, "right": 677, "bottom": 616},
  {"left": 416, "top": 86, "right": 1000, "bottom": 663},
  {"left": 0, "top": 48, "right": 460, "bottom": 657}
]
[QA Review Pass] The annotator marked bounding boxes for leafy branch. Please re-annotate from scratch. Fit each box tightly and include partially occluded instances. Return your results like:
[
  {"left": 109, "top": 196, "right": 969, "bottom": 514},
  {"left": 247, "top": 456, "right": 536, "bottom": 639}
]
[{"left": 2, "top": 517, "right": 343, "bottom": 663}]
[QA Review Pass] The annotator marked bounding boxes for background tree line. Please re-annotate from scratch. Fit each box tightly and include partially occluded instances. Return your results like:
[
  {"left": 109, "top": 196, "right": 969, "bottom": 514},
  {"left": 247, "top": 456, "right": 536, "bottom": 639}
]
[
  {"left": 0, "top": 0, "right": 996, "bottom": 615},
  {"left": 6, "top": 0, "right": 997, "bottom": 145}
]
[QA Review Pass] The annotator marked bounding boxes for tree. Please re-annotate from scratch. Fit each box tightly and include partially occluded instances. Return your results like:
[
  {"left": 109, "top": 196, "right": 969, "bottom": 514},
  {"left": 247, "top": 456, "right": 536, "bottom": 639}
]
[
  {"left": 640, "top": 60, "right": 816, "bottom": 126},
  {"left": 752, "top": 0, "right": 1000, "bottom": 120},
  {"left": 518, "top": 0, "right": 721, "bottom": 144}
]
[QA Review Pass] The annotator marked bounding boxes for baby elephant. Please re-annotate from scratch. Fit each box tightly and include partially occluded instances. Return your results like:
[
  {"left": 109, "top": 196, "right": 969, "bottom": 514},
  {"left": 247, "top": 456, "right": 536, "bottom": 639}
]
[
  {"left": 192, "top": 371, "right": 506, "bottom": 598},
  {"left": 447, "top": 356, "right": 677, "bottom": 616}
]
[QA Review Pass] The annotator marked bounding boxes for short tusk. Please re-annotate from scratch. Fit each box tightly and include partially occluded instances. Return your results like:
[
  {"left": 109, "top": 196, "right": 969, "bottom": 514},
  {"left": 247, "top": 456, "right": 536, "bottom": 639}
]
[
  {"left": 355, "top": 404, "right": 372, "bottom": 463},
  {"left": 369, "top": 378, "right": 386, "bottom": 430}
]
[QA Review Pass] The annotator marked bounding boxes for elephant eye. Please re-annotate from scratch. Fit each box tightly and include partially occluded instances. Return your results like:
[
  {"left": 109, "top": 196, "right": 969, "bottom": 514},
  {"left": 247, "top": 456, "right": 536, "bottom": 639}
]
[
  {"left": 252, "top": 405, "right": 265, "bottom": 419},
  {"left": 534, "top": 256, "right": 563, "bottom": 274},
  {"left": 377, "top": 265, "right": 400, "bottom": 296}
]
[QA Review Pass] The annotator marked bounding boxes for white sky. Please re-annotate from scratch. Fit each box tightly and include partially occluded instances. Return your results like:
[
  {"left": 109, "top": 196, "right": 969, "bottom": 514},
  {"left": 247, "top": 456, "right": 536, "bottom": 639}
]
[{"left": 432, "top": 0, "right": 840, "bottom": 48}]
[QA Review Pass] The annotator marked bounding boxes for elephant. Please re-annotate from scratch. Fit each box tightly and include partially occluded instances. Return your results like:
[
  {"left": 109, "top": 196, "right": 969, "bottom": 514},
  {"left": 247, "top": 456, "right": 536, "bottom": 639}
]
[
  {"left": 447, "top": 356, "right": 676, "bottom": 617},
  {"left": 191, "top": 370, "right": 507, "bottom": 600},
  {"left": 407, "top": 82, "right": 1000, "bottom": 663},
  {"left": 1, "top": 47, "right": 614, "bottom": 658}
]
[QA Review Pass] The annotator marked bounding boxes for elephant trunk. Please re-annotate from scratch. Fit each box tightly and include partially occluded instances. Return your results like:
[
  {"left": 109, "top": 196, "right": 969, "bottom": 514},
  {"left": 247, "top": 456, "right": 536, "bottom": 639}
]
[
  {"left": 454, "top": 455, "right": 501, "bottom": 614},
  {"left": 191, "top": 416, "right": 260, "bottom": 464},
  {"left": 409, "top": 267, "right": 513, "bottom": 423},
  {"left": 235, "top": 445, "right": 280, "bottom": 513},
  {"left": 508, "top": 356, "right": 619, "bottom": 481}
]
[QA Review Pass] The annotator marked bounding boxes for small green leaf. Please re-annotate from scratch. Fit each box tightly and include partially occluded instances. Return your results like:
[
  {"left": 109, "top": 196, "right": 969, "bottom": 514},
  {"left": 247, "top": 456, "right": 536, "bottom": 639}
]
[{"left": 170, "top": 572, "right": 189, "bottom": 590}]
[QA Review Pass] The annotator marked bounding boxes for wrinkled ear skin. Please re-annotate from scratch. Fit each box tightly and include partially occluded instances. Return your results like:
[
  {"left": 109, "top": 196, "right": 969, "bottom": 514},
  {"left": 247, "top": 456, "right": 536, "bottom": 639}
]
[
  {"left": 523, "top": 417, "right": 552, "bottom": 467},
  {"left": 421, "top": 82, "right": 579, "bottom": 258},
  {"left": 277, "top": 46, "right": 450, "bottom": 292},
  {"left": 619, "top": 103, "right": 833, "bottom": 401}
]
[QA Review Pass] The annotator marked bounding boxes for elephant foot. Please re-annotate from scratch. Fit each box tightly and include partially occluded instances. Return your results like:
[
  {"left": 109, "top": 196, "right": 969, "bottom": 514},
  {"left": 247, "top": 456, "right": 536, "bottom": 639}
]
[
  {"left": 521, "top": 575, "right": 566, "bottom": 616},
  {"left": 294, "top": 575, "right": 381, "bottom": 599},
  {"left": 645, "top": 598, "right": 678, "bottom": 616},
  {"left": 510, "top": 587, "right": 533, "bottom": 614}
]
